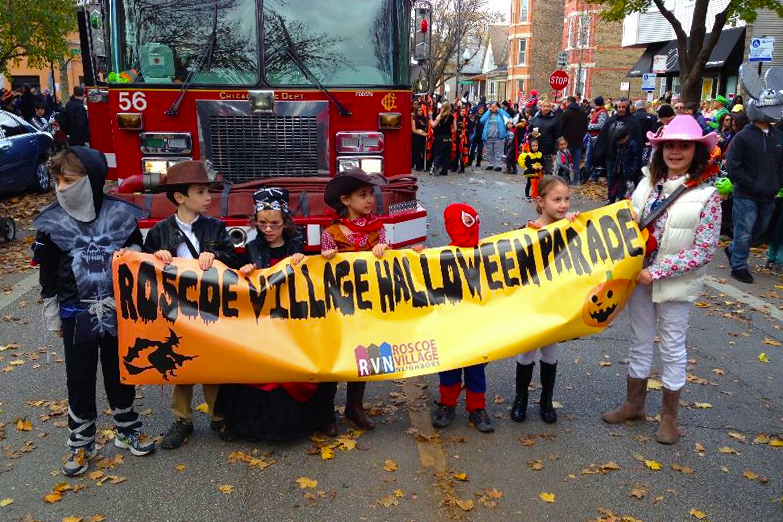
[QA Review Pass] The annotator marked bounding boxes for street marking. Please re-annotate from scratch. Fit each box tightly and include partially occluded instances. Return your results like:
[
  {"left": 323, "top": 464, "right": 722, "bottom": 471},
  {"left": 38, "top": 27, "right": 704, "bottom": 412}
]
[
  {"left": 0, "top": 272, "right": 39, "bottom": 312},
  {"left": 704, "top": 275, "right": 783, "bottom": 323},
  {"left": 401, "top": 378, "right": 447, "bottom": 472}
]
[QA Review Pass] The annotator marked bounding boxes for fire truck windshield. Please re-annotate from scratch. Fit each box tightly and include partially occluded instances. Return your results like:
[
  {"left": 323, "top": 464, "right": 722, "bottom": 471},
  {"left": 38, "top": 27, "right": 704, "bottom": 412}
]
[
  {"left": 113, "top": 0, "right": 259, "bottom": 84},
  {"left": 263, "top": 0, "right": 410, "bottom": 87}
]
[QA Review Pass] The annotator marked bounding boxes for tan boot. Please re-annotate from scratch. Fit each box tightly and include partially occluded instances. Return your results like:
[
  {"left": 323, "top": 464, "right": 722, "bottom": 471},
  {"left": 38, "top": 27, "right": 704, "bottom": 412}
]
[
  {"left": 655, "top": 387, "right": 681, "bottom": 444},
  {"left": 602, "top": 377, "right": 648, "bottom": 424}
]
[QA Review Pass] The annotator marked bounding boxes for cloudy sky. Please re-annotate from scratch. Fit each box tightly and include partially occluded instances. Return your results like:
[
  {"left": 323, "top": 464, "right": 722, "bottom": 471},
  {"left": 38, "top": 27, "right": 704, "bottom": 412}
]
[{"left": 488, "top": 0, "right": 511, "bottom": 20}]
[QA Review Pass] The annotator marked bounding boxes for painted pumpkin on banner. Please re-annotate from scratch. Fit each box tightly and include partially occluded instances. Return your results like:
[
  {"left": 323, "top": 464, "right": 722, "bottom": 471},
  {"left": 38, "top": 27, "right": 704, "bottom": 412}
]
[{"left": 582, "top": 271, "right": 632, "bottom": 327}]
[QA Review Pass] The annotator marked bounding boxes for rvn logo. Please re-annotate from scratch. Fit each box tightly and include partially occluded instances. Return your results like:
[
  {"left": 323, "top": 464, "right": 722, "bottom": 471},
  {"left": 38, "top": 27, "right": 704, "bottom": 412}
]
[{"left": 355, "top": 343, "right": 396, "bottom": 377}]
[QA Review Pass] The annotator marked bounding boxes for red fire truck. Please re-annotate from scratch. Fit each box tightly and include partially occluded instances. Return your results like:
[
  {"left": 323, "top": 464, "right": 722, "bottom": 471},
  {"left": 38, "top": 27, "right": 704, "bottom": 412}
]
[{"left": 78, "top": 0, "right": 427, "bottom": 251}]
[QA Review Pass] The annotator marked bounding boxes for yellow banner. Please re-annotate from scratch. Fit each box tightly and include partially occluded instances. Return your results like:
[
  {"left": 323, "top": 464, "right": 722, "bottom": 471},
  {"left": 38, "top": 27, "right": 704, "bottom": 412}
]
[{"left": 114, "top": 202, "right": 643, "bottom": 384}]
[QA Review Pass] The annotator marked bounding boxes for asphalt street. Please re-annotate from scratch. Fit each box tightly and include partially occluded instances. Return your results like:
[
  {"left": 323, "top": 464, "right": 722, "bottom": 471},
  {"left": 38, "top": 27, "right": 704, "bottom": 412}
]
[{"left": 0, "top": 166, "right": 781, "bottom": 522}]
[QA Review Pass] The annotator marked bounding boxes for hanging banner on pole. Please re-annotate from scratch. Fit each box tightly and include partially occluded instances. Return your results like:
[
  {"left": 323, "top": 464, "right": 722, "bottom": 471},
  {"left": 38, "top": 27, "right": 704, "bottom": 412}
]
[{"left": 113, "top": 202, "right": 644, "bottom": 385}]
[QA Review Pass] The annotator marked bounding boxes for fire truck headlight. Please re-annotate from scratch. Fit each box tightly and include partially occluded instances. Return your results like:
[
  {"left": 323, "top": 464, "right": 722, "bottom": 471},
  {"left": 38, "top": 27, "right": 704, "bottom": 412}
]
[
  {"left": 117, "top": 113, "right": 144, "bottom": 130},
  {"left": 337, "top": 156, "right": 384, "bottom": 175},
  {"left": 142, "top": 157, "right": 189, "bottom": 176}
]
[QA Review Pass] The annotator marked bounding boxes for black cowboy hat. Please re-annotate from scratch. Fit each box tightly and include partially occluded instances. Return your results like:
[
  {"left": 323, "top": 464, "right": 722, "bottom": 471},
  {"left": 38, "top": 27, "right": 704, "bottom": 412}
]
[{"left": 324, "top": 168, "right": 388, "bottom": 210}]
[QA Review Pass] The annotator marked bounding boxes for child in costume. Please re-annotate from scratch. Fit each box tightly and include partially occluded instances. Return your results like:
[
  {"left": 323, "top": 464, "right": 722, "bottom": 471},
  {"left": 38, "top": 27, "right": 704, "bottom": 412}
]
[
  {"left": 603, "top": 116, "right": 720, "bottom": 444},
  {"left": 511, "top": 176, "right": 579, "bottom": 425},
  {"left": 504, "top": 121, "right": 518, "bottom": 174},
  {"left": 321, "top": 168, "right": 391, "bottom": 429},
  {"left": 143, "top": 160, "right": 238, "bottom": 449},
  {"left": 215, "top": 188, "right": 339, "bottom": 440},
  {"left": 432, "top": 203, "right": 494, "bottom": 433},
  {"left": 520, "top": 137, "right": 545, "bottom": 201},
  {"left": 33, "top": 147, "right": 155, "bottom": 476},
  {"left": 554, "top": 137, "right": 574, "bottom": 183}
]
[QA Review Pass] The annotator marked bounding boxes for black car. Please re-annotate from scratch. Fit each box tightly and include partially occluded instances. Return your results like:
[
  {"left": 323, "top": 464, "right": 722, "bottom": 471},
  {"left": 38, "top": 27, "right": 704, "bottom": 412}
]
[{"left": 0, "top": 110, "right": 54, "bottom": 195}]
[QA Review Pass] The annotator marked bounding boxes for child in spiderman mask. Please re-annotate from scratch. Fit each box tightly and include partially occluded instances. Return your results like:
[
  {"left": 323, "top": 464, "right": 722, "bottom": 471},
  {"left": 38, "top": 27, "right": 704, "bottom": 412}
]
[{"left": 431, "top": 203, "right": 494, "bottom": 433}]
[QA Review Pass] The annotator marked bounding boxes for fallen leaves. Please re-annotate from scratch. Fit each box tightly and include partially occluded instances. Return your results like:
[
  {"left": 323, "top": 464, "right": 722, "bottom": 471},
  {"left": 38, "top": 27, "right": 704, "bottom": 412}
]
[
  {"left": 378, "top": 495, "right": 399, "bottom": 507},
  {"left": 296, "top": 477, "right": 317, "bottom": 489},
  {"left": 728, "top": 431, "right": 747, "bottom": 443},
  {"left": 453, "top": 472, "right": 468, "bottom": 481},
  {"left": 692, "top": 402, "right": 712, "bottom": 409},
  {"left": 762, "top": 338, "right": 781, "bottom": 346},
  {"left": 759, "top": 352, "right": 770, "bottom": 363},
  {"left": 16, "top": 418, "right": 32, "bottom": 431},
  {"left": 629, "top": 485, "right": 648, "bottom": 499},
  {"left": 529, "top": 459, "right": 545, "bottom": 471},
  {"left": 228, "top": 450, "right": 274, "bottom": 470},
  {"left": 693, "top": 302, "right": 710, "bottom": 308},
  {"left": 718, "top": 446, "right": 740, "bottom": 455},
  {"left": 539, "top": 492, "right": 556, "bottom": 503},
  {"left": 194, "top": 402, "right": 210, "bottom": 413},
  {"left": 581, "top": 462, "right": 621, "bottom": 475},
  {"left": 383, "top": 459, "right": 398, "bottom": 472},
  {"left": 644, "top": 459, "right": 662, "bottom": 471},
  {"left": 647, "top": 379, "right": 663, "bottom": 391},
  {"left": 321, "top": 447, "right": 334, "bottom": 460},
  {"left": 217, "top": 484, "right": 234, "bottom": 494},
  {"left": 671, "top": 463, "right": 695, "bottom": 474},
  {"left": 0, "top": 498, "right": 13, "bottom": 507},
  {"left": 742, "top": 470, "right": 758, "bottom": 481},
  {"left": 175, "top": 464, "right": 187, "bottom": 472},
  {"left": 690, "top": 509, "right": 708, "bottom": 519}
]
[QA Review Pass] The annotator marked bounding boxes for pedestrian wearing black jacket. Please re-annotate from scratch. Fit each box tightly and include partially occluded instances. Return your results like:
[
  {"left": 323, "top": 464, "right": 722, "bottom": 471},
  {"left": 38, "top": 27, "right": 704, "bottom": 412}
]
[
  {"left": 559, "top": 97, "right": 588, "bottom": 182},
  {"left": 595, "top": 98, "right": 642, "bottom": 199},
  {"left": 143, "top": 160, "right": 238, "bottom": 450},
  {"left": 529, "top": 100, "right": 560, "bottom": 174},
  {"left": 64, "top": 86, "right": 91, "bottom": 146},
  {"left": 725, "top": 121, "right": 783, "bottom": 283}
]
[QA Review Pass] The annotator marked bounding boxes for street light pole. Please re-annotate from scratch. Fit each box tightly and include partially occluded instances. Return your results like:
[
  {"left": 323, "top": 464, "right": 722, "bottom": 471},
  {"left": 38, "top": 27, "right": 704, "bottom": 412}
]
[{"left": 455, "top": 0, "right": 462, "bottom": 102}]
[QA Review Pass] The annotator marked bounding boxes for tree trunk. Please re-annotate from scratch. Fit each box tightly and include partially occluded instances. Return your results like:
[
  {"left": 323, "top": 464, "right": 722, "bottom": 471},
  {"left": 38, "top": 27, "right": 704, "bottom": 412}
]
[
  {"left": 680, "top": 72, "right": 703, "bottom": 104},
  {"left": 58, "top": 58, "right": 71, "bottom": 103}
]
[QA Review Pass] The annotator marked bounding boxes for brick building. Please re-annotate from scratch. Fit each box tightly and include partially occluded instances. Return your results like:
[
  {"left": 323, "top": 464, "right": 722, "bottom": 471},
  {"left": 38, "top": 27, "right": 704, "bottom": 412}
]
[
  {"left": 507, "top": 0, "right": 565, "bottom": 101},
  {"left": 562, "top": 1, "right": 644, "bottom": 100}
]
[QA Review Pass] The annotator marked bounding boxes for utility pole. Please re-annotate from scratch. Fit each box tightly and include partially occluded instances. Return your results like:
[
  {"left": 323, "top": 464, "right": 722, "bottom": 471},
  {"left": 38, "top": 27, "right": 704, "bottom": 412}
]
[{"left": 455, "top": 0, "right": 462, "bottom": 102}]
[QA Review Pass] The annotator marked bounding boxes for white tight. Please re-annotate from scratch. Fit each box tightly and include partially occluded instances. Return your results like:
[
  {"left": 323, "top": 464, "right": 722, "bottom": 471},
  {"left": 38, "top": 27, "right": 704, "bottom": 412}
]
[
  {"left": 626, "top": 284, "right": 691, "bottom": 390},
  {"left": 516, "top": 344, "right": 558, "bottom": 365}
]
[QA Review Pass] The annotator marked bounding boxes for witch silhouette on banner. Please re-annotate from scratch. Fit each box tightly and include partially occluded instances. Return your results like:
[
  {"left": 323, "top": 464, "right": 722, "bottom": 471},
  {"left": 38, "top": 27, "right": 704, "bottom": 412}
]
[{"left": 123, "top": 328, "right": 197, "bottom": 381}]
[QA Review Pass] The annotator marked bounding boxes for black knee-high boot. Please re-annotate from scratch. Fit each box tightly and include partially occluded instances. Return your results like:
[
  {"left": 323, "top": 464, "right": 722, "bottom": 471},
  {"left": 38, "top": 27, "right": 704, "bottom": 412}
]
[
  {"left": 539, "top": 361, "right": 558, "bottom": 424},
  {"left": 511, "top": 362, "right": 534, "bottom": 422}
]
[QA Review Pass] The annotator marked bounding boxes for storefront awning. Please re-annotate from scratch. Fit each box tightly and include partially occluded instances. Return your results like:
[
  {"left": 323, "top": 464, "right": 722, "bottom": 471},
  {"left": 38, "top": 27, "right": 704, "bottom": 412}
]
[{"left": 627, "top": 27, "right": 745, "bottom": 77}]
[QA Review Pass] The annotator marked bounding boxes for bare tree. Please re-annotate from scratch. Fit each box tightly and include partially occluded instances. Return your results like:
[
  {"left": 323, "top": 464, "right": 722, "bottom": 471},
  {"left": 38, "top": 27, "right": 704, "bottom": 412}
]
[{"left": 425, "top": 0, "right": 500, "bottom": 92}]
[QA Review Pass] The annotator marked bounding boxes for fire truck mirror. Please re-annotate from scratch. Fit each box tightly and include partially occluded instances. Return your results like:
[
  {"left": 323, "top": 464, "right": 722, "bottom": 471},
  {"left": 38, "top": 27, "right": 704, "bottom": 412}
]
[{"left": 249, "top": 90, "right": 276, "bottom": 113}]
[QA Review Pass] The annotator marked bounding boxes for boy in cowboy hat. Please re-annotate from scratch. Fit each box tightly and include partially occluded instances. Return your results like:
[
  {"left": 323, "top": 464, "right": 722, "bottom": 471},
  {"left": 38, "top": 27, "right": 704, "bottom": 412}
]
[{"left": 143, "top": 160, "right": 238, "bottom": 449}]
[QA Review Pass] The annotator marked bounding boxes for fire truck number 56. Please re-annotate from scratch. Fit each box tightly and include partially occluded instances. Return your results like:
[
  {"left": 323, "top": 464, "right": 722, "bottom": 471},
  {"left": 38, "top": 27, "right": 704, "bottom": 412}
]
[{"left": 118, "top": 92, "right": 148, "bottom": 111}]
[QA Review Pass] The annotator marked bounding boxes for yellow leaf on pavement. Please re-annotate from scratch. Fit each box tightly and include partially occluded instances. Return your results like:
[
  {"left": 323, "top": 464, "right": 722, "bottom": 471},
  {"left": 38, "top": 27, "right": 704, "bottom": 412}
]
[
  {"left": 721, "top": 466, "right": 729, "bottom": 473},
  {"left": 728, "top": 431, "right": 746, "bottom": 443},
  {"left": 393, "top": 489, "right": 404, "bottom": 498},
  {"left": 453, "top": 472, "right": 468, "bottom": 481},
  {"left": 87, "top": 471, "right": 104, "bottom": 480},
  {"left": 16, "top": 419, "right": 32, "bottom": 431},
  {"left": 383, "top": 459, "right": 398, "bottom": 472},
  {"left": 296, "top": 477, "right": 318, "bottom": 489},
  {"left": 759, "top": 352, "right": 770, "bottom": 363},
  {"left": 62, "top": 517, "right": 83, "bottom": 522},
  {"left": 718, "top": 446, "right": 740, "bottom": 454},
  {"left": 644, "top": 460, "right": 662, "bottom": 470},
  {"left": 378, "top": 495, "right": 398, "bottom": 507},
  {"left": 0, "top": 498, "right": 13, "bottom": 507},
  {"left": 690, "top": 509, "right": 708, "bottom": 519},
  {"left": 693, "top": 302, "right": 710, "bottom": 308},
  {"left": 455, "top": 499, "right": 474, "bottom": 511},
  {"left": 87, "top": 516, "right": 106, "bottom": 522},
  {"left": 194, "top": 403, "right": 209, "bottom": 413},
  {"left": 762, "top": 338, "right": 781, "bottom": 346},
  {"left": 769, "top": 438, "right": 783, "bottom": 447},
  {"left": 217, "top": 484, "right": 234, "bottom": 494},
  {"left": 693, "top": 402, "right": 712, "bottom": 409},
  {"left": 671, "top": 463, "right": 695, "bottom": 474},
  {"left": 539, "top": 492, "right": 556, "bottom": 503},
  {"left": 321, "top": 446, "right": 334, "bottom": 460},
  {"left": 647, "top": 379, "right": 662, "bottom": 391},
  {"left": 742, "top": 470, "right": 758, "bottom": 481},
  {"left": 336, "top": 437, "right": 355, "bottom": 451},
  {"left": 753, "top": 434, "right": 770, "bottom": 444},
  {"left": 712, "top": 368, "right": 725, "bottom": 375},
  {"left": 176, "top": 464, "right": 187, "bottom": 472},
  {"left": 44, "top": 492, "right": 63, "bottom": 503}
]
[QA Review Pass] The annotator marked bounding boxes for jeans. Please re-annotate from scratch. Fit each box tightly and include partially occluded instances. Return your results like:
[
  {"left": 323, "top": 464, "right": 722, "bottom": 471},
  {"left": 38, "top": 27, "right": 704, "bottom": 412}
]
[
  {"left": 606, "top": 158, "right": 617, "bottom": 202},
  {"left": 469, "top": 138, "right": 484, "bottom": 165},
  {"left": 569, "top": 147, "right": 583, "bottom": 184},
  {"left": 626, "top": 285, "right": 691, "bottom": 390},
  {"left": 728, "top": 197, "right": 776, "bottom": 271},
  {"left": 485, "top": 139, "right": 504, "bottom": 168},
  {"left": 583, "top": 136, "right": 597, "bottom": 180},
  {"left": 766, "top": 201, "right": 783, "bottom": 264}
]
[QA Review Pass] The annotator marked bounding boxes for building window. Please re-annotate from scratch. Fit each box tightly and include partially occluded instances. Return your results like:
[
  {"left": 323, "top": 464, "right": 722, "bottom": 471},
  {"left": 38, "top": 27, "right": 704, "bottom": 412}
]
[
  {"left": 578, "top": 13, "right": 591, "bottom": 48},
  {"left": 517, "top": 38, "right": 527, "bottom": 65},
  {"left": 489, "top": 81, "right": 495, "bottom": 97},
  {"left": 568, "top": 17, "right": 576, "bottom": 49},
  {"left": 519, "top": 0, "right": 528, "bottom": 22},
  {"left": 517, "top": 79, "right": 526, "bottom": 101}
]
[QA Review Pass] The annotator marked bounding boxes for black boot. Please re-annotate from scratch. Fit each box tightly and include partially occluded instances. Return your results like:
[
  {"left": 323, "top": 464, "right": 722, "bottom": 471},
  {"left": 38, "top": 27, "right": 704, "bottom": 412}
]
[
  {"left": 345, "top": 382, "right": 374, "bottom": 430},
  {"left": 539, "top": 361, "right": 558, "bottom": 424},
  {"left": 511, "top": 362, "right": 534, "bottom": 422}
]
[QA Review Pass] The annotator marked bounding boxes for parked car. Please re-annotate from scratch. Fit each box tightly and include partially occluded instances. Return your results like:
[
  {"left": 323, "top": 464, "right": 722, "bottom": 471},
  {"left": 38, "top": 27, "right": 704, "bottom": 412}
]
[{"left": 0, "top": 110, "right": 54, "bottom": 195}]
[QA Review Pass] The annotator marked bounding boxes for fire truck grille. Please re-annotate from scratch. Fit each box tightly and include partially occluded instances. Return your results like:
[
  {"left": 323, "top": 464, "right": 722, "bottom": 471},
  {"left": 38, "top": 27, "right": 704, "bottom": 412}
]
[{"left": 209, "top": 115, "right": 319, "bottom": 181}]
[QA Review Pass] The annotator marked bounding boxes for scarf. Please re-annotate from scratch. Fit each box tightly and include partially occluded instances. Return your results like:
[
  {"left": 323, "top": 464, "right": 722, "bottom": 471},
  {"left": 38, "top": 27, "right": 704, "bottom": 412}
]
[{"left": 325, "top": 209, "right": 384, "bottom": 233}]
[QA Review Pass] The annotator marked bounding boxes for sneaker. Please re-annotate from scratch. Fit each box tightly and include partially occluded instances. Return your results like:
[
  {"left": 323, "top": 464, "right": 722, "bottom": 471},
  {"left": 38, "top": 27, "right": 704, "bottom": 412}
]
[
  {"left": 468, "top": 408, "right": 495, "bottom": 433},
  {"left": 731, "top": 269, "right": 754, "bottom": 284},
  {"left": 432, "top": 404, "right": 456, "bottom": 428},
  {"left": 525, "top": 197, "right": 532, "bottom": 202},
  {"left": 160, "top": 419, "right": 194, "bottom": 450},
  {"left": 62, "top": 444, "right": 97, "bottom": 477},
  {"left": 115, "top": 430, "right": 156, "bottom": 456},
  {"left": 764, "top": 260, "right": 776, "bottom": 271}
]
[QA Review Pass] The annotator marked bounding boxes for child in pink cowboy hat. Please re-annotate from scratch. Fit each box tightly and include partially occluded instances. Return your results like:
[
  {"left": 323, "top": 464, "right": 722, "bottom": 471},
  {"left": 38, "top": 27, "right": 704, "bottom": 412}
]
[{"left": 602, "top": 115, "right": 721, "bottom": 445}]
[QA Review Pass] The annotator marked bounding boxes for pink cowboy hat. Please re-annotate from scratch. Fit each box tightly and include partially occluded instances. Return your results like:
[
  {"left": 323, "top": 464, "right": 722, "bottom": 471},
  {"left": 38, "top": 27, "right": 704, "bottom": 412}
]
[{"left": 647, "top": 115, "right": 717, "bottom": 149}]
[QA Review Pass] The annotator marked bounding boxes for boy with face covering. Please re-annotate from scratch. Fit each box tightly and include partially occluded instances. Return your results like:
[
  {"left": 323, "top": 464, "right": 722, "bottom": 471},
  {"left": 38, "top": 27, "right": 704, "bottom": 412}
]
[
  {"left": 431, "top": 203, "right": 494, "bottom": 433},
  {"left": 32, "top": 147, "right": 155, "bottom": 477}
]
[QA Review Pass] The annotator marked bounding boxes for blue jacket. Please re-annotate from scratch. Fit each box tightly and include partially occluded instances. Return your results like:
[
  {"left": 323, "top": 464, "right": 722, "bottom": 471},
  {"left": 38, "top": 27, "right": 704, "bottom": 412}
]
[{"left": 480, "top": 108, "right": 511, "bottom": 141}]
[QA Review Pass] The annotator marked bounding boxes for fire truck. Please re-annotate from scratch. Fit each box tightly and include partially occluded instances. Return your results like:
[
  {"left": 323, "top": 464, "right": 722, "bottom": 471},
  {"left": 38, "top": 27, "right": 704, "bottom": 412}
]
[{"left": 77, "top": 0, "right": 428, "bottom": 251}]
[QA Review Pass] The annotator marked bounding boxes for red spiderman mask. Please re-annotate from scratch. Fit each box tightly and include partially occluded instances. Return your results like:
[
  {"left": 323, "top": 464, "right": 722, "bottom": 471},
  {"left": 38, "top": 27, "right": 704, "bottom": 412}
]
[{"left": 444, "top": 203, "right": 480, "bottom": 247}]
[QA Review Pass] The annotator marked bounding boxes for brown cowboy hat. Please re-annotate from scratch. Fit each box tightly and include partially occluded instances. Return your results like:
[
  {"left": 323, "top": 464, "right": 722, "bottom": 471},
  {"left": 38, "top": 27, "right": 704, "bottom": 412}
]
[
  {"left": 153, "top": 160, "right": 220, "bottom": 192},
  {"left": 324, "top": 168, "right": 388, "bottom": 210}
]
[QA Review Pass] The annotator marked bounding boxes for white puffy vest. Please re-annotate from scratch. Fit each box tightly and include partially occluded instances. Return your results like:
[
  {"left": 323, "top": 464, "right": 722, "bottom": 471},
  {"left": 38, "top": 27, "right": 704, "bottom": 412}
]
[{"left": 631, "top": 168, "right": 717, "bottom": 303}]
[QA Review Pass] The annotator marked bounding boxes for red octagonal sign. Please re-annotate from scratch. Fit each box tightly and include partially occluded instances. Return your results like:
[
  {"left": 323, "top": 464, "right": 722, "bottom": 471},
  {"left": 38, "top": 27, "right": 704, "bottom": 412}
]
[{"left": 549, "top": 70, "right": 569, "bottom": 91}]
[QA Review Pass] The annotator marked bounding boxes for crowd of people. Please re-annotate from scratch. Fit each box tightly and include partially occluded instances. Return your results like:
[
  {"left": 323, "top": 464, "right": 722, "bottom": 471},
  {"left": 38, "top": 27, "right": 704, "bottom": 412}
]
[{"left": 412, "top": 89, "right": 783, "bottom": 284}]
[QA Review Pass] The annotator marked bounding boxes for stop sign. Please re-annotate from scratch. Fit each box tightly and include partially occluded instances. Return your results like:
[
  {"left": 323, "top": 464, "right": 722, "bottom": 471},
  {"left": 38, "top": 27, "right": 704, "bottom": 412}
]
[{"left": 549, "top": 70, "right": 569, "bottom": 91}]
